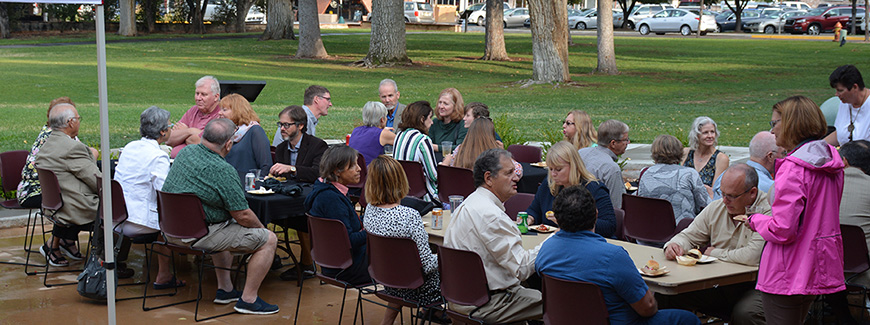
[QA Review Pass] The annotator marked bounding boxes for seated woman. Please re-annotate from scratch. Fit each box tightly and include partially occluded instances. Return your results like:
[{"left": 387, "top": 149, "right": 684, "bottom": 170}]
[
  {"left": 527, "top": 141, "right": 616, "bottom": 238},
  {"left": 348, "top": 101, "right": 396, "bottom": 166},
  {"left": 442, "top": 118, "right": 522, "bottom": 177},
  {"left": 219, "top": 93, "right": 272, "bottom": 181},
  {"left": 463, "top": 102, "right": 502, "bottom": 143},
  {"left": 640, "top": 134, "right": 710, "bottom": 226},
  {"left": 429, "top": 88, "right": 467, "bottom": 153},
  {"left": 304, "top": 145, "right": 371, "bottom": 285},
  {"left": 114, "top": 106, "right": 185, "bottom": 288},
  {"left": 563, "top": 110, "right": 597, "bottom": 150},
  {"left": 393, "top": 101, "right": 439, "bottom": 202},
  {"left": 682, "top": 116, "right": 730, "bottom": 188},
  {"left": 363, "top": 156, "right": 441, "bottom": 325}
]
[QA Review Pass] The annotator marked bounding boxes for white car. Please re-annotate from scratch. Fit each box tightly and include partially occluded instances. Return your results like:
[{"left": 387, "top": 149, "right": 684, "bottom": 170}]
[
  {"left": 245, "top": 6, "right": 267, "bottom": 24},
  {"left": 626, "top": 3, "right": 674, "bottom": 29},
  {"left": 742, "top": 10, "right": 807, "bottom": 33},
  {"left": 503, "top": 8, "right": 530, "bottom": 28},
  {"left": 467, "top": 2, "right": 512, "bottom": 26},
  {"left": 636, "top": 8, "right": 716, "bottom": 36},
  {"left": 568, "top": 9, "right": 625, "bottom": 29}
]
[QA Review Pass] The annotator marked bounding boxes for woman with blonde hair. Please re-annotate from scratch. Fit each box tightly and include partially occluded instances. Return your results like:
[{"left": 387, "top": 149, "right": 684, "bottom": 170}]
[
  {"left": 363, "top": 155, "right": 442, "bottom": 325},
  {"left": 428, "top": 88, "right": 468, "bottom": 153},
  {"left": 527, "top": 141, "right": 615, "bottom": 238},
  {"left": 563, "top": 110, "right": 598, "bottom": 150},
  {"left": 682, "top": 116, "right": 730, "bottom": 187},
  {"left": 219, "top": 93, "right": 272, "bottom": 180}
]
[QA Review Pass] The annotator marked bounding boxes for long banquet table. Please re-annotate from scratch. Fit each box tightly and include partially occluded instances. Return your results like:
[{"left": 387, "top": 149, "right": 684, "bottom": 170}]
[{"left": 425, "top": 210, "right": 758, "bottom": 295}]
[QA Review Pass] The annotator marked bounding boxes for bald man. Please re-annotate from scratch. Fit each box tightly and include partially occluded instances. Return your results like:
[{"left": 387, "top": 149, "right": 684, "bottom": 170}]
[{"left": 712, "top": 131, "right": 786, "bottom": 200}]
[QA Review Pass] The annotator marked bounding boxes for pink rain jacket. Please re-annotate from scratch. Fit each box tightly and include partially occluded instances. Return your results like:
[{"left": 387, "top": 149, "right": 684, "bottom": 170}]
[{"left": 749, "top": 140, "right": 845, "bottom": 295}]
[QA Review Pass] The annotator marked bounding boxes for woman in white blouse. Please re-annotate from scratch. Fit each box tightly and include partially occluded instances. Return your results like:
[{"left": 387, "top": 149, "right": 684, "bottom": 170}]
[{"left": 114, "top": 106, "right": 185, "bottom": 289}]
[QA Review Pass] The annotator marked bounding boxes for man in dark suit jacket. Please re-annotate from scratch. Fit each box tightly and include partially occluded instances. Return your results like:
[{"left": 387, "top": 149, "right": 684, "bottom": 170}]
[{"left": 269, "top": 105, "right": 328, "bottom": 183}]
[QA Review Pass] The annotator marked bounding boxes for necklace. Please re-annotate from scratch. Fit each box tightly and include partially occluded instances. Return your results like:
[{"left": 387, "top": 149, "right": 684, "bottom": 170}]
[{"left": 849, "top": 104, "right": 863, "bottom": 142}]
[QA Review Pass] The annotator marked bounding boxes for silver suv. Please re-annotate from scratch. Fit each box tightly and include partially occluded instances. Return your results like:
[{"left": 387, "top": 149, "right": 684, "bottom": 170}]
[
  {"left": 405, "top": 1, "right": 435, "bottom": 23},
  {"left": 626, "top": 4, "right": 673, "bottom": 29}
]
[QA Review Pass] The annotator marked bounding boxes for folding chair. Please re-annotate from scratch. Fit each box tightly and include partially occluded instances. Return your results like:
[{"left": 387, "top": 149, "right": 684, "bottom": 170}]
[
  {"left": 507, "top": 145, "right": 542, "bottom": 164},
  {"left": 399, "top": 160, "right": 432, "bottom": 201},
  {"left": 541, "top": 273, "right": 609, "bottom": 325},
  {"left": 367, "top": 232, "right": 443, "bottom": 325},
  {"left": 613, "top": 208, "right": 626, "bottom": 241},
  {"left": 437, "top": 165, "right": 474, "bottom": 204},
  {"left": 144, "top": 191, "right": 248, "bottom": 322},
  {"left": 504, "top": 193, "right": 535, "bottom": 222},
  {"left": 841, "top": 224, "right": 870, "bottom": 320},
  {"left": 437, "top": 245, "right": 490, "bottom": 324},
  {"left": 621, "top": 193, "right": 681, "bottom": 244},
  {"left": 34, "top": 167, "right": 92, "bottom": 287},
  {"left": 0, "top": 150, "right": 42, "bottom": 269}
]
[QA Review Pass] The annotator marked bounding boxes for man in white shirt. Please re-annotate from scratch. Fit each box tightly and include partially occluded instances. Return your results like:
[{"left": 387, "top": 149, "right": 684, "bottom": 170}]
[
  {"left": 444, "top": 148, "right": 550, "bottom": 323},
  {"left": 826, "top": 64, "right": 870, "bottom": 146}
]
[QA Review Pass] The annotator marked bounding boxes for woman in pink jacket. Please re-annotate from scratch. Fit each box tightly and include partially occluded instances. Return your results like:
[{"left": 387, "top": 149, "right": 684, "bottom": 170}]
[{"left": 747, "top": 95, "right": 845, "bottom": 324}]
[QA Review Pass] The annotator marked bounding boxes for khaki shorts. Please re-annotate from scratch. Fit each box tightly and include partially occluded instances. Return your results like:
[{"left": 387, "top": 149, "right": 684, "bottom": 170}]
[{"left": 167, "top": 221, "right": 270, "bottom": 253}]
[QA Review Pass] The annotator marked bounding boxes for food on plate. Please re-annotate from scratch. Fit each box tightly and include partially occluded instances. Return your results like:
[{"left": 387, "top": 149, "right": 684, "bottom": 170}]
[
  {"left": 687, "top": 248, "right": 703, "bottom": 260},
  {"left": 732, "top": 214, "right": 748, "bottom": 222},
  {"left": 538, "top": 224, "right": 549, "bottom": 232},
  {"left": 265, "top": 174, "right": 287, "bottom": 182},
  {"left": 676, "top": 255, "right": 698, "bottom": 266},
  {"left": 643, "top": 259, "right": 660, "bottom": 272}
]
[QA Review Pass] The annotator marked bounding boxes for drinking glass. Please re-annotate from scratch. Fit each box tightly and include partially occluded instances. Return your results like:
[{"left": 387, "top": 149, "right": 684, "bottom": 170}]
[{"left": 441, "top": 141, "right": 453, "bottom": 155}]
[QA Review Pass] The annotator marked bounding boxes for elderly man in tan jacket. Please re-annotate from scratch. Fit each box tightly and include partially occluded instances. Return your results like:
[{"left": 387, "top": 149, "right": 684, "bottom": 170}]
[{"left": 35, "top": 103, "right": 99, "bottom": 267}]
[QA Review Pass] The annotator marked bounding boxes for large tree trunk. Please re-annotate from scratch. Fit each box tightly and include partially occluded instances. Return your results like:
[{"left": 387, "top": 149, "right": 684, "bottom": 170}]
[
  {"left": 235, "top": 0, "right": 254, "bottom": 32},
  {"left": 143, "top": 0, "right": 157, "bottom": 33},
  {"left": 361, "top": 0, "right": 410, "bottom": 66},
  {"left": 595, "top": 0, "right": 617, "bottom": 74},
  {"left": 527, "top": 0, "right": 569, "bottom": 82},
  {"left": 118, "top": 0, "right": 137, "bottom": 36},
  {"left": 865, "top": 0, "right": 869, "bottom": 41},
  {"left": 851, "top": 0, "right": 858, "bottom": 35},
  {"left": 296, "top": 0, "right": 328, "bottom": 58},
  {"left": 187, "top": 0, "right": 206, "bottom": 33},
  {"left": 260, "top": 0, "right": 296, "bottom": 40},
  {"left": 0, "top": 3, "right": 10, "bottom": 39},
  {"left": 482, "top": 0, "right": 508, "bottom": 60}
]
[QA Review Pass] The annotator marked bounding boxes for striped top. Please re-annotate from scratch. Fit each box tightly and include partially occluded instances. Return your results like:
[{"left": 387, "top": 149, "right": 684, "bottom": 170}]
[{"left": 394, "top": 128, "right": 439, "bottom": 201}]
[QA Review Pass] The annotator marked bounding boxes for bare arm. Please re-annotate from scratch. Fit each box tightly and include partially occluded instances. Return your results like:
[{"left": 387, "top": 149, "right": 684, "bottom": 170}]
[
  {"left": 166, "top": 123, "right": 191, "bottom": 146},
  {"left": 824, "top": 131, "right": 839, "bottom": 147},
  {"left": 630, "top": 289, "right": 658, "bottom": 318},
  {"left": 379, "top": 127, "right": 396, "bottom": 146},
  {"left": 230, "top": 209, "right": 265, "bottom": 229},
  {"left": 712, "top": 153, "right": 730, "bottom": 189}
]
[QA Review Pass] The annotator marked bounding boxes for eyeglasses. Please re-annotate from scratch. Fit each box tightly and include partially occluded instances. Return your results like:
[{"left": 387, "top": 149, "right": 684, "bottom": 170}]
[
  {"left": 616, "top": 137, "right": 630, "bottom": 143},
  {"left": 563, "top": 120, "right": 575, "bottom": 126},
  {"left": 721, "top": 187, "right": 753, "bottom": 201},
  {"left": 69, "top": 116, "right": 82, "bottom": 123},
  {"left": 769, "top": 119, "right": 781, "bottom": 128},
  {"left": 277, "top": 121, "right": 299, "bottom": 129},
  {"left": 318, "top": 95, "right": 332, "bottom": 102}
]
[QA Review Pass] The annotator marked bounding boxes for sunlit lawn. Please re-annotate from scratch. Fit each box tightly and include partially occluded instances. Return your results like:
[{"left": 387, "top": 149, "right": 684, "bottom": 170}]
[{"left": 0, "top": 29, "right": 866, "bottom": 153}]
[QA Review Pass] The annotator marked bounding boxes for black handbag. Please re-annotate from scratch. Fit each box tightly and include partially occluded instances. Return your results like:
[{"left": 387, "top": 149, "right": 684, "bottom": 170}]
[{"left": 76, "top": 217, "right": 117, "bottom": 301}]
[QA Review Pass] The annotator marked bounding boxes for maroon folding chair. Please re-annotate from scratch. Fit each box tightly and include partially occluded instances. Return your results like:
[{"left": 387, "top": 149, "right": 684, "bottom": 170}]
[
  {"left": 33, "top": 167, "right": 91, "bottom": 287},
  {"left": 367, "top": 232, "right": 442, "bottom": 324},
  {"left": 841, "top": 224, "right": 870, "bottom": 320},
  {"left": 301, "top": 215, "right": 376, "bottom": 325},
  {"left": 399, "top": 160, "right": 431, "bottom": 200},
  {"left": 0, "top": 150, "right": 42, "bottom": 269},
  {"left": 507, "top": 145, "right": 542, "bottom": 164},
  {"left": 147, "top": 190, "right": 247, "bottom": 322},
  {"left": 541, "top": 273, "right": 609, "bottom": 325},
  {"left": 621, "top": 193, "right": 679, "bottom": 244},
  {"left": 437, "top": 165, "right": 474, "bottom": 204},
  {"left": 504, "top": 193, "right": 535, "bottom": 222},
  {"left": 437, "top": 245, "right": 490, "bottom": 324},
  {"left": 613, "top": 208, "right": 626, "bottom": 241}
]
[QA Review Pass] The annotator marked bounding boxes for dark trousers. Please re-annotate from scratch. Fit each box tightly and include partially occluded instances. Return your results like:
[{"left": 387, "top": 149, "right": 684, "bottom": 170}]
[
  {"left": 52, "top": 222, "right": 93, "bottom": 241},
  {"left": 656, "top": 282, "right": 764, "bottom": 325},
  {"left": 761, "top": 292, "right": 816, "bottom": 325},
  {"left": 20, "top": 195, "right": 41, "bottom": 208}
]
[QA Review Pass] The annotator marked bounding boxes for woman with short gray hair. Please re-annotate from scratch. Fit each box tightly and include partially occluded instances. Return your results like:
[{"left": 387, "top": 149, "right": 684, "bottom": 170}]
[
  {"left": 682, "top": 116, "right": 730, "bottom": 187},
  {"left": 348, "top": 101, "right": 397, "bottom": 165},
  {"left": 114, "top": 106, "right": 185, "bottom": 289}
]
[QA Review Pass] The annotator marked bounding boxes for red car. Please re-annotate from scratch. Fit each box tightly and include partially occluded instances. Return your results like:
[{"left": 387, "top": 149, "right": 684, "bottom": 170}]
[{"left": 784, "top": 6, "right": 865, "bottom": 34}]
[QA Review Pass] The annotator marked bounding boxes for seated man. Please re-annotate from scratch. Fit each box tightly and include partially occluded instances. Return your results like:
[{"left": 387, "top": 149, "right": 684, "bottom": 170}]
[
  {"left": 839, "top": 139, "right": 870, "bottom": 285},
  {"left": 34, "top": 103, "right": 99, "bottom": 267},
  {"left": 444, "top": 149, "right": 550, "bottom": 323},
  {"left": 162, "top": 118, "right": 279, "bottom": 315},
  {"left": 661, "top": 164, "right": 768, "bottom": 324},
  {"left": 712, "top": 131, "right": 786, "bottom": 199},
  {"left": 167, "top": 76, "right": 222, "bottom": 158},
  {"left": 536, "top": 185, "right": 700, "bottom": 325},
  {"left": 579, "top": 119, "right": 629, "bottom": 210}
]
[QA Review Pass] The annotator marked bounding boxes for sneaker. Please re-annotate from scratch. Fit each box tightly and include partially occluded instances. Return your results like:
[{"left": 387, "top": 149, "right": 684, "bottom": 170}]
[
  {"left": 279, "top": 264, "right": 316, "bottom": 281},
  {"left": 214, "top": 289, "right": 242, "bottom": 304},
  {"left": 234, "top": 296, "right": 279, "bottom": 315}
]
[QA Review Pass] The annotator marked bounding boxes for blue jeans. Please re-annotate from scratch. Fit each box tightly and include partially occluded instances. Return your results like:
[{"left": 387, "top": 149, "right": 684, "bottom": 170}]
[{"left": 640, "top": 309, "right": 701, "bottom": 325}]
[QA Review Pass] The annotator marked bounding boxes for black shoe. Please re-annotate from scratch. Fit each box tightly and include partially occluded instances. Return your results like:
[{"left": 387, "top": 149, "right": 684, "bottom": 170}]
[
  {"left": 271, "top": 254, "right": 283, "bottom": 271},
  {"left": 279, "top": 264, "right": 315, "bottom": 281},
  {"left": 116, "top": 266, "right": 135, "bottom": 279}
]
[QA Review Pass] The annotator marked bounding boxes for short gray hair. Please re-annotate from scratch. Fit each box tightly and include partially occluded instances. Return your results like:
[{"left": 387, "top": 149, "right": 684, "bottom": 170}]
[
  {"left": 362, "top": 101, "right": 388, "bottom": 127},
  {"left": 195, "top": 76, "right": 221, "bottom": 96},
  {"left": 724, "top": 163, "right": 759, "bottom": 191},
  {"left": 202, "top": 118, "right": 236, "bottom": 145},
  {"left": 597, "top": 119, "right": 629, "bottom": 147},
  {"left": 140, "top": 106, "right": 171, "bottom": 140},
  {"left": 473, "top": 148, "right": 512, "bottom": 188},
  {"left": 748, "top": 131, "right": 778, "bottom": 159},
  {"left": 48, "top": 103, "right": 76, "bottom": 129},
  {"left": 379, "top": 79, "right": 398, "bottom": 92},
  {"left": 688, "top": 116, "right": 719, "bottom": 150}
]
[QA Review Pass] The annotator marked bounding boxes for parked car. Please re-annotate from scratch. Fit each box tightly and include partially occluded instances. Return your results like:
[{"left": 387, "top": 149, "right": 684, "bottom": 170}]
[
  {"left": 781, "top": 1, "right": 811, "bottom": 10},
  {"left": 567, "top": 8, "right": 625, "bottom": 29},
  {"left": 245, "top": 6, "right": 266, "bottom": 24},
  {"left": 467, "top": 2, "right": 511, "bottom": 26},
  {"left": 785, "top": 6, "right": 865, "bottom": 34},
  {"left": 678, "top": 0, "right": 701, "bottom": 10},
  {"left": 626, "top": 4, "right": 674, "bottom": 29},
  {"left": 405, "top": 1, "right": 435, "bottom": 23},
  {"left": 503, "top": 7, "right": 529, "bottom": 27},
  {"left": 636, "top": 8, "right": 716, "bottom": 35},
  {"left": 461, "top": 2, "right": 484, "bottom": 21},
  {"left": 525, "top": 8, "right": 583, "bottom": 28},
  {"left": 845, "top": 13, "right": 867, "bottom": 32},
  {"left": 742, "top": 10, "right": 807, "bottom": 33},
  {"left": 715, "top": 9, "right": 761, "bottom": 32}
]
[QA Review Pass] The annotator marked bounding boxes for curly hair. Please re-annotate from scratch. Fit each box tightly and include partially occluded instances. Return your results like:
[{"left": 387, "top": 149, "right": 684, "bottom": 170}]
[{"left": 553, "top": 185, "right": 597, "bottom": 233}]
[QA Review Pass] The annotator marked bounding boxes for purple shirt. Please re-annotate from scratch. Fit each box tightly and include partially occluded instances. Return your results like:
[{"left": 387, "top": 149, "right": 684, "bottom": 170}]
[{"left": 348, "top": 125, "right": 383, "bottom": 165}]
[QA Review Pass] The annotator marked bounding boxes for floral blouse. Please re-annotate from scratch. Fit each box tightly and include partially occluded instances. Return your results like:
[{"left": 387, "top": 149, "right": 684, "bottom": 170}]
[{"left": 17, "top": 126, "right": 51, "bottom": 204}]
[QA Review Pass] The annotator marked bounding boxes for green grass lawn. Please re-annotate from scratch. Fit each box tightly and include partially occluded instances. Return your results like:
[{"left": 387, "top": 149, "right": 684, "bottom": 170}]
[{"left": 0, "top": 31, "right": 866, "bottom": 153}]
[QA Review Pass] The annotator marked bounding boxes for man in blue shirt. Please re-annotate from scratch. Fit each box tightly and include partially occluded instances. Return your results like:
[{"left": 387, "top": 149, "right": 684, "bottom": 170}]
[
  {"left": 712, "top": 131, "right": 785, "bottom": 199},
  {"left": 535, "top": 185, "right": 700, "bottom": 325}
]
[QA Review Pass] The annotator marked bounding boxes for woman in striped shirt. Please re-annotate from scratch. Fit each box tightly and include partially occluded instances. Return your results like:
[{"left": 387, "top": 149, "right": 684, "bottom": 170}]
[{"left": 393, "top": 101, "right": 439, "bottom": 202}]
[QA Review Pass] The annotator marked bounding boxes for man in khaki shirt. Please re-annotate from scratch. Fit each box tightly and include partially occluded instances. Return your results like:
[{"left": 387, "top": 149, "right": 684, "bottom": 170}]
[{"left": 660, "top": 164, "right": 768, "bottom": 325}]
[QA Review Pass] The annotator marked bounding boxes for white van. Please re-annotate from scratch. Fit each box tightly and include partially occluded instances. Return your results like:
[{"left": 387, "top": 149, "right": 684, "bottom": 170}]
[{"left": 781, "top": 1, "right": 811, "bottom": 10}]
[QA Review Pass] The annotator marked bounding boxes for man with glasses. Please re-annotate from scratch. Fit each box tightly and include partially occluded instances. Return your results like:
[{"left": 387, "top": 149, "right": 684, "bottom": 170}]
[
  {"left": 168, "top": 76, "right": 222, "bottom": 158},
  {"left": 659, "top": 163, "right": 768, "bottom": 325},
  {"left": 271, "top": 85, "right": 333, "bottom": 146},
  {"left": 579, "top": 119, "right": 630, "bottom": 209},
  {"left": 712, "top": 131, "right": 786, "bottom": 200}
]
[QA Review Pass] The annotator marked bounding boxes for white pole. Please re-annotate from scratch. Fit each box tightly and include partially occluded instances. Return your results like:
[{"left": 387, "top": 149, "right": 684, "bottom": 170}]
[{"left": 95, "top": 4, "right": 117, "bottom": 325}]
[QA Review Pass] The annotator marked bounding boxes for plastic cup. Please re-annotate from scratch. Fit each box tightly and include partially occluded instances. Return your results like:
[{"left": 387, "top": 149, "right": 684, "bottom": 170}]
[{"left": 448, "top": 195, "right": 463, "bottom": 213}]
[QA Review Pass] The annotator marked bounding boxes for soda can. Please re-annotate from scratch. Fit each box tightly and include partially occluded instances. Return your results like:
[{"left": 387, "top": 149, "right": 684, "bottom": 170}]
[
  {"left": 346, "top": 134, "right": 351, "bottom": 145},
  {"left": 245, "top": 172, "right": 256, "bottom": 190},
  {"left": 431, "top": 208, "right": 443, "bottom": 230}
]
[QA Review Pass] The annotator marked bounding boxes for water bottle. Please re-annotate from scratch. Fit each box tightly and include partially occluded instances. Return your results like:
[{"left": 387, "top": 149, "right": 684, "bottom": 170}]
[
  {"left": 245, "top": 172, "right": 256, "bottom": 190},
  {"left": 517, "top": 212, "right": 528, "bottom": 234}
]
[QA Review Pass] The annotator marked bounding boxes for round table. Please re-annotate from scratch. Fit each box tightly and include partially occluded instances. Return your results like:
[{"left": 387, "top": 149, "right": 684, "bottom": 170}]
[{"left": 518, "top": 162, "right": 547, "bottom": 194}]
